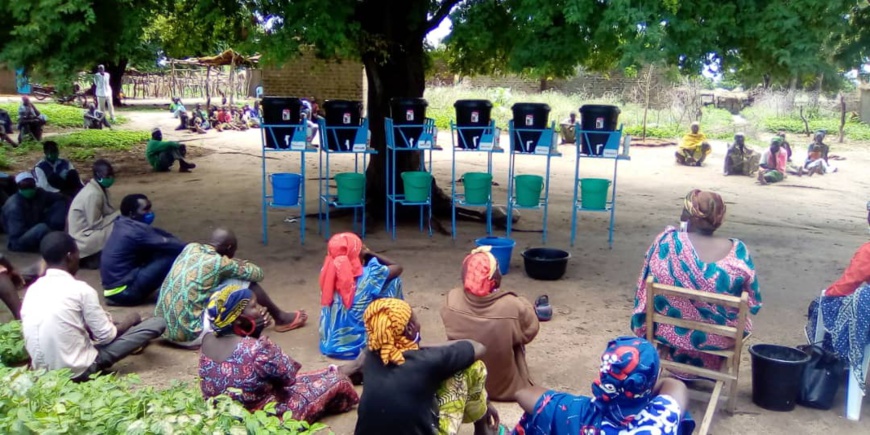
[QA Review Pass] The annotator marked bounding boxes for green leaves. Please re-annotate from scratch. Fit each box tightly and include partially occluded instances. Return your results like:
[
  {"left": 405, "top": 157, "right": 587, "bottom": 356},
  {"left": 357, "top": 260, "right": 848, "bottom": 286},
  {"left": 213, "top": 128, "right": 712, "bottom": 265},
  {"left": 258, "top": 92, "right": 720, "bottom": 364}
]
[
  {"left": 0, "top": 321, "right": 28, "bottom": 366},
  {"left": 0, "top": 365, "right": 328, "bottom": 434}
]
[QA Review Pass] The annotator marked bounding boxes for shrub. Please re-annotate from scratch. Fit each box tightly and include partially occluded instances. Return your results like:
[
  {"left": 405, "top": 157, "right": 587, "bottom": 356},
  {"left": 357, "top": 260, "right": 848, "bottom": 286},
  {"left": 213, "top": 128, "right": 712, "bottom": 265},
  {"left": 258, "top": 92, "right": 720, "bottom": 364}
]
[
  {"left": 0, "top": 366, "right": 326, "bottom": 434},
  {"left": 0, "top": 103, "right": 127, "bottom": 129},
  {"left": 50, "top": 129, "right": 151, "bottom": 150},
  {"left": 0, "top": 321, "right": 28, "bottom": 366}
]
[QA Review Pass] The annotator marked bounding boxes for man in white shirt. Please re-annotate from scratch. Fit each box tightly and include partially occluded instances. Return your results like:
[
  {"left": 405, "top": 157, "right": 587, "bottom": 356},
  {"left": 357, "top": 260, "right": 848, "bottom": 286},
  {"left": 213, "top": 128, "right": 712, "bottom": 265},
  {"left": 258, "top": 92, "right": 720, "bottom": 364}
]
[
  {"left": 93, "top": 65, "right": 115, "bottom": 122},
  {"left": 20, "top": 231, "right": 165, "bottom": 381}
]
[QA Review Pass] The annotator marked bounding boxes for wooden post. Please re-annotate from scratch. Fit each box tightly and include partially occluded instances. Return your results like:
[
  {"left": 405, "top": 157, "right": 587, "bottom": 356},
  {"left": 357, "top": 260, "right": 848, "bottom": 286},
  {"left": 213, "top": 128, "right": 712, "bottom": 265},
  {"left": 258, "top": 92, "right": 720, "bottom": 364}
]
[
  {"left": 229, "top": 53, "right": 236, "bottom": 105},
  {"left": 205, "top": 66, "right": 212, "bottom": 108},
  {"left": 839, "top": 93, "right": 846, "bottom": 143},
  {"left": 641, "top": 64, "right": 654, "bottom": 143}
]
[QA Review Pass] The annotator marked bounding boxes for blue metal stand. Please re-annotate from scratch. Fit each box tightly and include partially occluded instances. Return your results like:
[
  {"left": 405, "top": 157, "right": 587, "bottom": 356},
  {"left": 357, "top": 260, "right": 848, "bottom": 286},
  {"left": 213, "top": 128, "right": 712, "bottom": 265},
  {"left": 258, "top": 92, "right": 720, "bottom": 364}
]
[
  {"left": 506, "top": 120, "right": 561, "bottom": 244},
  {"left": 261, "top": 121, "right": 316, "bottom": 245},
  {"left": 385, "top": 118, "right": 438, "bottom": 240},
  {"left": 317, "top": 118, "right": 376, "bottom": 239},
  {"left": 450, "top": 121, "right": 503, "bottom": 239},
  {"left": 570, "top": 125, "right": 630, "bottom": 248}
]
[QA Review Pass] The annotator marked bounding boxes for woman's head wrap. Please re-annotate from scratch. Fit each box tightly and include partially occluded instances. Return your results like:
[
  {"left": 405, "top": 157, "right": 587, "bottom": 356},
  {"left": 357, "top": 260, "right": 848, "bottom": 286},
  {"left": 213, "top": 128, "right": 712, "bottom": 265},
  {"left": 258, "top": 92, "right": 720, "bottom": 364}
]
[
  {"left": 591, "top": 336, "right": 661, "bottom": 424},
  {"left": 363, "top": 298, "right": 418, "bottom": 365},
  {"left": 320, "top": 232, "right": 364, "bottom": 309},
  {"left": 206, "top": 284, "right": 254, "bottom": 336},
  {"left": 683, "top": 189, "right": 726, "bottom": 232},
  {"left": 461, "top": 246, "right": 500, "bottom": 297}
]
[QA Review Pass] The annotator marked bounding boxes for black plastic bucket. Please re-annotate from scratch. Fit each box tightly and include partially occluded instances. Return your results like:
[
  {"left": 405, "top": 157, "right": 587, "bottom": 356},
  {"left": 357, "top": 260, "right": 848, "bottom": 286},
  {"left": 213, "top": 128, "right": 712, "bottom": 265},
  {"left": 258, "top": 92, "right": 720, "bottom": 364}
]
[
  {"left": 454, "top": 99, "right": 493, "bottom": 149},
  {"left": 261, "top": 97, "right": 304, "bottom": 149},
  {"left": 390, "top": 98, "right": 428, "bottom": 147},
  {"left": 578, "top": 104, "right": 620, "bottom": 155},
  {"left": 511, "top": 103, "right": 550, "bottom": 153},
  {"left": 749, "top": 344, "right": 811, "bottom": 412},
  {"left": 323, "top": 100, "right": 362, "bottom": 151}
]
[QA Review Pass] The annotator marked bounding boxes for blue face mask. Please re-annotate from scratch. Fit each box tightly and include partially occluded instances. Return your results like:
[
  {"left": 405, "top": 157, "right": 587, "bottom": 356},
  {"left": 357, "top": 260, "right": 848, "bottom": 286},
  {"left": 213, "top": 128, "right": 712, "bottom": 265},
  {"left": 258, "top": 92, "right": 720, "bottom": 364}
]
[{"left": 141, "top": 211, "right": 155, "bottom": 225}]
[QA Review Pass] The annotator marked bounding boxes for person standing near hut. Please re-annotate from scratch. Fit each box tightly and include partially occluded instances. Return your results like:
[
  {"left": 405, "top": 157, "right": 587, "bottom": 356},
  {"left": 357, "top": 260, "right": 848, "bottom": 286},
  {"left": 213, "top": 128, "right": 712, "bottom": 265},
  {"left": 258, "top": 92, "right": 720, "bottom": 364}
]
[{"left": 94, "top": 65, "right": 115, "bottom": 122}]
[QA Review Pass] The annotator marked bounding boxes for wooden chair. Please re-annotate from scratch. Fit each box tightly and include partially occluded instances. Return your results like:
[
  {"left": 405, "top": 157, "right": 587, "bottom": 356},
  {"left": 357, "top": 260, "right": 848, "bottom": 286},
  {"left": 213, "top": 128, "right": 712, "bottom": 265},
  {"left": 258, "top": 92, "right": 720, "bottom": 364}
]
[{"left": 644, "top": 277, "right": 750, "bottom": 435}]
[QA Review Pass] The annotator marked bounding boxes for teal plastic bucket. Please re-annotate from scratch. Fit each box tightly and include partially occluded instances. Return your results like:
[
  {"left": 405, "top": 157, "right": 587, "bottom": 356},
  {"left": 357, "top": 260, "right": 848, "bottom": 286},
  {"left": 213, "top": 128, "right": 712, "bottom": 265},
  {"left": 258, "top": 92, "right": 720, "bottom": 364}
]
[
  {"left": 474, "top": 236, "right": 516, "bottom": 275},
  {"left": 515, "top": 174, "right": 544, "bottom": 207},
  {"left": 463, "top": 172, "right": 492, "bottom": 205},
  {"left": 401, "top": 171, "right": 432, "bottom": 202},
  {"left": 335, "top": 172, "right": 365, "bottom": 205},
  {"left": 580, "top": 178, "right": 611, "bottom": 209},
  {"left": 271, "top": 173, "right": 301, "bottom": 206}
]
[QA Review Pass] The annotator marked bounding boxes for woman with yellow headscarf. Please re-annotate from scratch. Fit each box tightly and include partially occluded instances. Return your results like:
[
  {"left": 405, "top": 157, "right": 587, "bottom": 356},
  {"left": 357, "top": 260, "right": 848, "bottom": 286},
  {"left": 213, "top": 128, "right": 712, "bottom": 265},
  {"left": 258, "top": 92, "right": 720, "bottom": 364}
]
[
  {"left": 319, "top": 232, "right": 405, "bottom": 360},
  {"left": 355, "top": 298, "right": 503, "bottom": 435},
  {"left": 199, "top": 284, "right": 361, "bottom": 424},
  {"left": 630, "top": 190, "right": 762, "bottom": 376},
  {"left": 440, "top": 246, "right": 539, "bottom": 401}
]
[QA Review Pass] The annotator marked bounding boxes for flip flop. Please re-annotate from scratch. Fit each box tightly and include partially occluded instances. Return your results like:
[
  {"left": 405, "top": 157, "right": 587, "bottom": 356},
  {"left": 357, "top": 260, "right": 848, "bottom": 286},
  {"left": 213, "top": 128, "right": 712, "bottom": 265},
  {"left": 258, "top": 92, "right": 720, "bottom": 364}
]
[
  {"left": 274, "top": 310, "right": 307, "bottom": 332},
  {"left": 535, "top": 295, "right": 553, "bottom": 322}
]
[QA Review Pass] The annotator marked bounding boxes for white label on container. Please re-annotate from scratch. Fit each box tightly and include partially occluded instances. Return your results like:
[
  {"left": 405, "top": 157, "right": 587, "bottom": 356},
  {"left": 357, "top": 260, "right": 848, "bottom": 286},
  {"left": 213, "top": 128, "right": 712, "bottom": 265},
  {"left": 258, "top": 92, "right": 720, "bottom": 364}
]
[
  {"left": 471, "top": 111, "right": 479, "bottom": 123},
  {"left": 595, "top": 117, "right": 604, "bottom": 129},
  {"left": 343, "top": 113, "right": 351, "bottom": 124},
  {"left": 282, "top": 109, "right": 290, "bottom": 121},
  {"left": 603, "top": 148, "right": 618, "bottom": 158},
  {"left": 406, "top": 109, "right": 414, "bottom": 121},
  {"left": 525, "top": 114, "right": 534, "bottom": 126}
]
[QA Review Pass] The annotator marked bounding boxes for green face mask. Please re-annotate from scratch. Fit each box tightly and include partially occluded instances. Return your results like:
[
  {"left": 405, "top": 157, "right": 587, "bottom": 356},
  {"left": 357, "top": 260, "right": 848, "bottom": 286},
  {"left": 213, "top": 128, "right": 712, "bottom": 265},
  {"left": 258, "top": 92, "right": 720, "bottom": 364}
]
[
  {"left": 19, "top": 188, "right": 37, "bottom": 199},
  {"left": 98, "top": 177, "right": 115, "bottom": 188},
  {"left": 46, "top": 153, "right": 59, "bottom": 163}
]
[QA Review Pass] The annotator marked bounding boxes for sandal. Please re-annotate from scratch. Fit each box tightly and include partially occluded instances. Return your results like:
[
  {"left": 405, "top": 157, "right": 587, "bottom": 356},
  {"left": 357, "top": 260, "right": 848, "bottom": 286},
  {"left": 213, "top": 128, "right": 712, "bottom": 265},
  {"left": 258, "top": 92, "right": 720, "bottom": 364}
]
[
  {"left": 274, "top": 310, "right": 307, "bottom": 332},
  {"left": 535, "top": 295, "right": 553, "bottom": 322}
]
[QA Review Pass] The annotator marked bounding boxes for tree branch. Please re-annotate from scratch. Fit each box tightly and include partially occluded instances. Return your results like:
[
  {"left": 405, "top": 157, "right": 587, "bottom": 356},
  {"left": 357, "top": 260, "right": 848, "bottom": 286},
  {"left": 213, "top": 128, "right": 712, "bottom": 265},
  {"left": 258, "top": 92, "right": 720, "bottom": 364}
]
[{"left": 425, "top": 0, "right": 463, "bottom": 34}]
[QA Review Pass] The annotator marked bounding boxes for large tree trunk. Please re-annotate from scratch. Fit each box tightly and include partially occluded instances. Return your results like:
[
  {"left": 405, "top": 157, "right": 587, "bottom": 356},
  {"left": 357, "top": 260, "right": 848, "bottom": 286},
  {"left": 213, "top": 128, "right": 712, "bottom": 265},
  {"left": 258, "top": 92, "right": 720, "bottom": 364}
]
[
  {"left": 106, "top": 60, "right": 127, "bottom": 107},
  {"left": 357, "top": 0, "right": 452, "bottom": 220}
]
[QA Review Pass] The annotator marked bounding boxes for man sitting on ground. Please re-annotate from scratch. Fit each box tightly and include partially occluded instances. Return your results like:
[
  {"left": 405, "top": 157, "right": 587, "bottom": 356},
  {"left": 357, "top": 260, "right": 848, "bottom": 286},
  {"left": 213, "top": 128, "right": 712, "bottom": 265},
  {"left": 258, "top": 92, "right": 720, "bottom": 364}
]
[
  {"left": 18, "top": 96, "right": 46, "bottom": 143},
  {"left": 1, "top": 172, "right": 66, "bottom": 252},
  {"left": 155, "top": 228, "right": 308, "bottom": 348},
  {"left": 146, "top": 128, "right": 196, "bottom": 172},
  {"left": 101, "top": 194, "right": 186, "bottom": 306},
  {"left": 83, "top": 103, "right": 112, "bottom": 129},
  {"left": 675, "top": 121, "right": 711, "bottom": 166},
  {"left": 21, "top": 232, "right": 166, "bottom": 381},
  {"left": 33, "top": 141, "right": 83, "bottom": 199},
  {"left": 441, "top": 247, "right": 539, "bottom": 402},
  {"left": 67, "top": 159, "right": 119, "bottom": 270},
  {"left": 559, "top": 112, "right": 577, "bottom": 144},
  {"left": 723, "top": 132, "right": 760, "bottom": 176}
]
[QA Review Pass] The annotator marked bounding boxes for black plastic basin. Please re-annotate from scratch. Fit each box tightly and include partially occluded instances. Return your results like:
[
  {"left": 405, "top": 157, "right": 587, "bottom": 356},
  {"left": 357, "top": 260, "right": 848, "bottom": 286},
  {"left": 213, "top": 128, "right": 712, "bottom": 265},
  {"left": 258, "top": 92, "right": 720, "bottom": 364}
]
[{"left": 521, "top": 248, "right": 570, "bottom": 280}]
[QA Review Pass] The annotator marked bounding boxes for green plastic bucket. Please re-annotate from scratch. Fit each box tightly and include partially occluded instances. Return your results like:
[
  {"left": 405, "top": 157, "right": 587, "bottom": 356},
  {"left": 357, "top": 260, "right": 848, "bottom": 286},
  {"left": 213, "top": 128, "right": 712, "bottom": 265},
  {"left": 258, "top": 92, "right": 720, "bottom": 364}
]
[
  {"left": 401, "top": 171, "right": 432, "bottom": 202},
  {"left": 580, "top": 178, "right": 611, "bottom": 209},
  {"left": 463, "top": 172, "right": 492, "bottom": 205},
  {"left": 335, "top": 172, "right": 365, "bottom": 205},
  {"left": 515, "top": 174, "right": 544, "bottom": 207}
]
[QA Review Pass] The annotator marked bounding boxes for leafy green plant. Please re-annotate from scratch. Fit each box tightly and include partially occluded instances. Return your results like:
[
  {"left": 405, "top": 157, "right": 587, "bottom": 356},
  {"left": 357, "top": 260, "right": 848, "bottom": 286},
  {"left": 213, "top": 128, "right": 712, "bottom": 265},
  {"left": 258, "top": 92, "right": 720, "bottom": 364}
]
[
  {"left": 0, "top": 366, "right": 327, "bottom": 434},
  {"left": 0, "top": 321, "right": 28, "bottom": 366},
  {"left": 0, "top": 103, "right": 128, "bottom": 129},
  {"left": 51, "top": 130, "right": 151, "bottom": 150}
]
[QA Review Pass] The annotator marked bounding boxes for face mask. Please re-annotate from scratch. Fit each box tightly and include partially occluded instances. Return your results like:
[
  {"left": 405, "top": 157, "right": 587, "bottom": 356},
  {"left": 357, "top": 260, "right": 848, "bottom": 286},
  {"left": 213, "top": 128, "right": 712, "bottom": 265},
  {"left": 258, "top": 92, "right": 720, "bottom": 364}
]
[
  {"left": 46, "top": 153, "right": 59, "bottom": 163},
  {"left": 97, "top": 177, "right": 115, "bottom": 188},
  {"left": 19, "top": 188, "right": 37, "bottom": 199},
  {"left": 140, "top": 211, "right": 155, "bottom": 225}
]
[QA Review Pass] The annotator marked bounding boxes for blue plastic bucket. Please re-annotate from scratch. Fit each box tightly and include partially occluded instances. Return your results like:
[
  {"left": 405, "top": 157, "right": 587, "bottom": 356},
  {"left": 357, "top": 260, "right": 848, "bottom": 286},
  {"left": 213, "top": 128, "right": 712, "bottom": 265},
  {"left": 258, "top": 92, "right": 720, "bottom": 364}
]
[
  {"left": 474, "top": 236, "right": 516, "bottom": 275},
  {"left": 271, "top": 173, "right": 301, "bottom": 206}
]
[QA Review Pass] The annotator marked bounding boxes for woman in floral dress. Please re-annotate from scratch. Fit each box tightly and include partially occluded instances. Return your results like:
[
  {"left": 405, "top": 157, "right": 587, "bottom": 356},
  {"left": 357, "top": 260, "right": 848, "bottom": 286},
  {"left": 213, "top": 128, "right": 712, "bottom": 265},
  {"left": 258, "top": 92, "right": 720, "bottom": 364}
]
[
  {"left": 630, "top": 190, "right": 762, "bottom": 374},
  {"left": 199, "top": 284, "right": 360, "bottom": 423}
]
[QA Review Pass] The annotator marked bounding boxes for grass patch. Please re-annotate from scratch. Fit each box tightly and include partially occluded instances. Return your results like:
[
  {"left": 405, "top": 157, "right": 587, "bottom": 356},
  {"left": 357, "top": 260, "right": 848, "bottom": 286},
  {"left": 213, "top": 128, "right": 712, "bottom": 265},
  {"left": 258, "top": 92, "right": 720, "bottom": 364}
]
[
  {"left": 0, "top": 130, "right": 149, "bottom": 170},
  {"left": 0, "top": 102, "right": 128, "bottom": 129}
]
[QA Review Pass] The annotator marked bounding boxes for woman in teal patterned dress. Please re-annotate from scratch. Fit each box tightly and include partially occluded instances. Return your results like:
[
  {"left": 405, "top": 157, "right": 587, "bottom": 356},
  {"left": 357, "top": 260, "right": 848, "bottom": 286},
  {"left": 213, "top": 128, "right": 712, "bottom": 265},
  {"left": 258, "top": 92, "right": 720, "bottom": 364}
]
[
  {"left": 630, "top": 190, "right": 762, "bottom": 373},
  {"left": 319, "top": 232, "right": 403, "bottom": 359}
]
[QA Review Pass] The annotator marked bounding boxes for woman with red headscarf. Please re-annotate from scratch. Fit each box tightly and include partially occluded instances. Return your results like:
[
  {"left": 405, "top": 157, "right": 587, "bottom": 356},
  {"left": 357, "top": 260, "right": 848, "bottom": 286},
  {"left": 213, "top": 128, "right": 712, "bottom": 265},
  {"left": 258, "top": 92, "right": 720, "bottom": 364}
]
[
  {"left": 319, "top": 232, "right": 404, "bottom": 359},
  {"left": 440, "top": 246, "right": 539, "bottom": 401},
  {"left": 630, "top": 190, "right": 762, "bottom": 375}
]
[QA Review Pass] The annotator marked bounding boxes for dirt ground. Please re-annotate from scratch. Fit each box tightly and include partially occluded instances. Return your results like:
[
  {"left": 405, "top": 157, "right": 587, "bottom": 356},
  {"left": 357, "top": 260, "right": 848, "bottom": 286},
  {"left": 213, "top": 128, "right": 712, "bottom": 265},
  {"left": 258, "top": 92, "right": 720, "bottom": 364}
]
[{"left": 3, "top": 104, "right": 870, "bottom": 434}]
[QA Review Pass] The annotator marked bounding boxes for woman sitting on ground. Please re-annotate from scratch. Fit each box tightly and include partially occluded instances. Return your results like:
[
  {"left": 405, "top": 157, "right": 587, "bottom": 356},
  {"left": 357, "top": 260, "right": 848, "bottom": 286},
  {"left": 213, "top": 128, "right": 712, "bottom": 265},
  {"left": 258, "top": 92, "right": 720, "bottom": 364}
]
[
  {"left": 440, "top": 246, "right": 539, "bottom": 401},
  {"left": 805, "top": 205, "right": 870, "bottom": 390},
  {"left": 514, "top": 336, "right": 694, "bottom": 435},
  {"left": 199, "top": 284, "right": 360, "bottom": 423},
  {"left": 355, "top": 298, "right": 500, "bottom": 435},
  {"left": 630, "top": 189, "right": 762, "bottom": 376},
  {"left": 675, "top": 122, "right": 711, "bottom": 166},
  {"left": 319, "top": 232, "right": 404, "bottom": 359}
]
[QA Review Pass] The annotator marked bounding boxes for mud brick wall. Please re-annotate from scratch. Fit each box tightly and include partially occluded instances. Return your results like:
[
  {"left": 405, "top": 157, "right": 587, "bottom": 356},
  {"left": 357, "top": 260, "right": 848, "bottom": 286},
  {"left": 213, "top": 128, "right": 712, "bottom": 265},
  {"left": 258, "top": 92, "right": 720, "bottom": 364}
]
[{"left": 262, "top": 51, "right": 366, "bottom": 103}]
